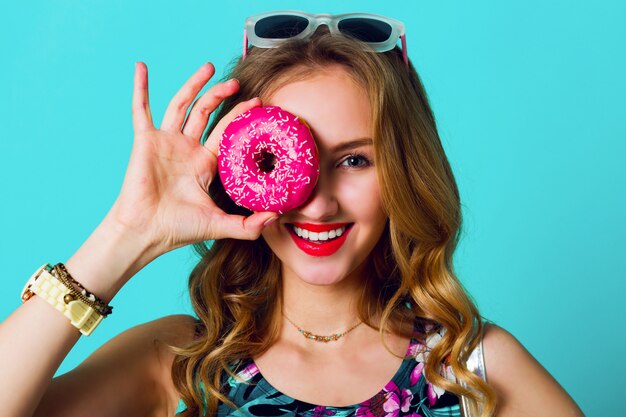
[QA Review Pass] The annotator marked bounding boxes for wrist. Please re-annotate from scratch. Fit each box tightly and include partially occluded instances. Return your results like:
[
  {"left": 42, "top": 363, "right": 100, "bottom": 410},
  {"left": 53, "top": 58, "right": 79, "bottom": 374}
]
[{"left": 64, "top": 215, "right": 158, "bottom": 303}]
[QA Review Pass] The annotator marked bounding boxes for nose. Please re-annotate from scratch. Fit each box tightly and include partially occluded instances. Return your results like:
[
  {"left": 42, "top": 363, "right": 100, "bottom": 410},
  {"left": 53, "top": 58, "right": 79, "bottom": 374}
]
[{"left": 294, "top": 168, "right": 338, "bottom": 221}]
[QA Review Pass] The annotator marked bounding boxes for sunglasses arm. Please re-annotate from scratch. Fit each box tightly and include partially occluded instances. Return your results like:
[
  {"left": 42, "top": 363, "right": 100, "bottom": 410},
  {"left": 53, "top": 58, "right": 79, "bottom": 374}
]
[
  {"left": 401, "top": 34, "right": 408, "bottom": 69},
  {"left": 243, "top": 28, "right": 248, "bottom": 60}
]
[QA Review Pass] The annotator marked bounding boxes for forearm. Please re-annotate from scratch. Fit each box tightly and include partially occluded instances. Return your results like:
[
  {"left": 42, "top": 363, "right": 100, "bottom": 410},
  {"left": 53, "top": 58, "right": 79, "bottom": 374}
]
[
  {"left": 0, "top": 218, "right": 156, "bottom": 417},
  {"left": 65, "top": 214, "right": 158, "bottom": 303}
]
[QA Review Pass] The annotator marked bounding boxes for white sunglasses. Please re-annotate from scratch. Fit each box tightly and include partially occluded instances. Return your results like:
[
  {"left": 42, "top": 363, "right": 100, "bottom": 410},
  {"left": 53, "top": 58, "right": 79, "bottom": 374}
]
[{"left": 243, "top": 10, "right": 408, "bottom": 68}]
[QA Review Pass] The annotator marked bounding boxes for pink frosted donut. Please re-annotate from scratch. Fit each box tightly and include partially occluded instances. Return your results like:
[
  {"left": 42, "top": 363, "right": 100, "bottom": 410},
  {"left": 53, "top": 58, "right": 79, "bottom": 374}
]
[{"left": 218, "top": 105, "right": 319, "bottom": 213}]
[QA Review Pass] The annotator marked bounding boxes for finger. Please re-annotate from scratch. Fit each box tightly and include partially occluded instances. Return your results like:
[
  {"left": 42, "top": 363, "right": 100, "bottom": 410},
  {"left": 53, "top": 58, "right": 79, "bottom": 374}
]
[
  {"left": 160, "top": 63, "right": 215, "bottom": 132},
  {"left": 213, "top": 211, "right": 279, "bottom": 241},
  {"left": 132, "top": 62, "right": 154, "bottom": 133},
  {"left": 181, "top": 78, "right": 240, "bottom": 141},
  {"left": 204, "top": 97, "right": 262, "bottom": 158}
]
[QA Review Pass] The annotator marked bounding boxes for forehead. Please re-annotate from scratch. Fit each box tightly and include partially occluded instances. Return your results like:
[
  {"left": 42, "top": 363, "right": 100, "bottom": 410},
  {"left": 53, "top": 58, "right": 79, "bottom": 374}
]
[{"left": 262, "top": 66, "right": 372, "bottom": 150}]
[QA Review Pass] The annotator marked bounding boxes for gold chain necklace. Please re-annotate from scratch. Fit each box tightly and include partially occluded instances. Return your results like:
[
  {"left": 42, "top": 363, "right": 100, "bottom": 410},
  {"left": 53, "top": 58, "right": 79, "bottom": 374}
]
[{"left": 283, "top": 313, "right": 363, "bottom": 343}]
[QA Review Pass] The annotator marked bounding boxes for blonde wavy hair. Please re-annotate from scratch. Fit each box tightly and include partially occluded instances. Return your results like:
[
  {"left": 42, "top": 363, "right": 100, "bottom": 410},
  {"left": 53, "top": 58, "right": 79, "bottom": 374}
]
[{"left": 170, "top": 28, "right": 497, "bottom": 417}]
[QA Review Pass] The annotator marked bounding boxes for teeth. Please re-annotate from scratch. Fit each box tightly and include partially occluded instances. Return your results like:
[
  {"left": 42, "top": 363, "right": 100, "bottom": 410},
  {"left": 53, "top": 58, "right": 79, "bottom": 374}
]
[{"left": 293, "top": 225, "right": 347, "bottom": 242}]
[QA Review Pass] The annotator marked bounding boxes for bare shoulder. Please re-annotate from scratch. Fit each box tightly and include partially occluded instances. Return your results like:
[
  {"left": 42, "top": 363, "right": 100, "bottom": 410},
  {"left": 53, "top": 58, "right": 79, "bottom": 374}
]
[
  {"left": 152, "top": 314, "right": 199, "bottom": 413},
  {"left": 35, "top": 314, "right": 197, "bottom": 417},
  {"left": 481, "top": 323, "right": 585, "bottom": 417}
]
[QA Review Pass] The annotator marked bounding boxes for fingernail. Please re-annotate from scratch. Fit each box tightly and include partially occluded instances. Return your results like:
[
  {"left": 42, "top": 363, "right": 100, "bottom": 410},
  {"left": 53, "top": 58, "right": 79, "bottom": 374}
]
[
  {"left": 263, "top": 216, "right": 278, "bottom": 226},
  {"left": 228, "top": 78, "right": 239, "bottom": 85}
]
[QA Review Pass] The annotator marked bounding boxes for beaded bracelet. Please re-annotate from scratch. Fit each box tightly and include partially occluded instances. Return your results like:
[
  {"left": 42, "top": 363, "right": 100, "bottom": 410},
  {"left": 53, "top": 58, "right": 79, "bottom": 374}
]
[{"left": 52, "top": 263, "right": 113, "bottom": 317}]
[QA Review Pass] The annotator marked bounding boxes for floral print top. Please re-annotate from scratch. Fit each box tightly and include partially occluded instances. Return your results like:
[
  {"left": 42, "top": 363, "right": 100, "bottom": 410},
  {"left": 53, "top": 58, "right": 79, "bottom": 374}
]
[{"left": 215, "top": 320, "right": 461, "bottom": 417}]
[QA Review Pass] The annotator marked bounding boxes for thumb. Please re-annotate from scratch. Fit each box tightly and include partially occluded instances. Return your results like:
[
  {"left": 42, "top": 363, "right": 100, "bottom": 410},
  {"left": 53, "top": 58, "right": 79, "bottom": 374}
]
[{"left": 216, "top": 212, "right": 279, "bottom": 241}]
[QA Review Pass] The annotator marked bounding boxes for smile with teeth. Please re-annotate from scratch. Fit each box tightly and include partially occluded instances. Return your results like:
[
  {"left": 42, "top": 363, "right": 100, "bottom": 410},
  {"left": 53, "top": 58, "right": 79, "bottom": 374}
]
[{"left": 292, "top": 225, "right": 348, "bottom": 243}]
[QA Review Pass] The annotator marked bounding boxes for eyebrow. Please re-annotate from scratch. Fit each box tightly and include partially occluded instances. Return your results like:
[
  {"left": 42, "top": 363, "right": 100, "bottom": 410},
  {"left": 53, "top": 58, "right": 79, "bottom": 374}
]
[{"left": 330, "top": 138, "right": 374, "bottom": 153}]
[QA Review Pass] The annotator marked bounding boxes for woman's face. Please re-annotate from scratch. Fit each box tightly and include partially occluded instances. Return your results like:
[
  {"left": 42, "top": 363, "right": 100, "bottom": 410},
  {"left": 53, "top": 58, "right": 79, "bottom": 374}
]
[{"left": 261, "top": 65, "right": 388, "bottom": 287}]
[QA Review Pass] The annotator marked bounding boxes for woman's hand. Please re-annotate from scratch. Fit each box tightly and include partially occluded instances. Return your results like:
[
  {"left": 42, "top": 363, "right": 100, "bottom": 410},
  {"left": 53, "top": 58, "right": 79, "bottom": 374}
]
[{"left": 107, "top": 62, "right": 277, "bottom": 256}]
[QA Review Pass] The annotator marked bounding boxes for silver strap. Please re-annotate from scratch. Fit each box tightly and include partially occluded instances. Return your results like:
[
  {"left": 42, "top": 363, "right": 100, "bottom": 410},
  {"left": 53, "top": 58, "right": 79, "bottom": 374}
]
[{"left": 459, "top": 331, "right": 487, "bottom": 417}]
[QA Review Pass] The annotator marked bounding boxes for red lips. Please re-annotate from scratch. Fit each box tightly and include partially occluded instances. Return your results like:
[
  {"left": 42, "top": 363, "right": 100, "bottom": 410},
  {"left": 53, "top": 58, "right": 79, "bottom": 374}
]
[{"left": 288, "top": 223, "right": 353, "bottom": 257}]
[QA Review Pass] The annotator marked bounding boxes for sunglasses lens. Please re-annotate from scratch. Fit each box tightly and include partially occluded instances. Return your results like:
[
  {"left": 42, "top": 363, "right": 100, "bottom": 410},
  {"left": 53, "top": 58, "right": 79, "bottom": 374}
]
[
  {"left": 338, "top": 18, "right": 393, "bottom": 43},
  {"left": 255, "top": 15, "right": 309, "bottom": 39}
]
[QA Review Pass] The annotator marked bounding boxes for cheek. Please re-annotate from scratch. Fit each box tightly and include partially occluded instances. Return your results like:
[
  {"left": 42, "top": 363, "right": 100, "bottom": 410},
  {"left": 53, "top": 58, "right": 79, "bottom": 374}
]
[
  {"left": 337, "top": 174, "right": 384, "bottom": 223},
  {"left": 260, "top": 223, "right": 284, "bottom": 249}
]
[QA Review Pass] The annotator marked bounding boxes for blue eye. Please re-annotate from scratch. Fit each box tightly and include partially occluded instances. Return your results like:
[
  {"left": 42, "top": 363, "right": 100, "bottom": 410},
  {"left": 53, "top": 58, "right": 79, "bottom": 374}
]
[{"left": 340, "top": 153, "right": 372, "bottom": 168}]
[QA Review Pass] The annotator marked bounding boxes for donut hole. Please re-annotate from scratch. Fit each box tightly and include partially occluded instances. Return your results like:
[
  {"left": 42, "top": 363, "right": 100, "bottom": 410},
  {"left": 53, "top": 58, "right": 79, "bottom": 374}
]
[{"left": 254, "top": 149, "right": 277, "bottom": 173}]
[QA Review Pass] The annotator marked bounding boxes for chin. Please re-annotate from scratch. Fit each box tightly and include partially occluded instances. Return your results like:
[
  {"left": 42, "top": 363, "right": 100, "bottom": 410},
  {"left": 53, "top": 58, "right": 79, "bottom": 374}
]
[
  {"left": 282, "top": 258, "right": 366, "bottom": 287},
  {"left": 294, "top": 273, "right": 347, "bottom": 287}
]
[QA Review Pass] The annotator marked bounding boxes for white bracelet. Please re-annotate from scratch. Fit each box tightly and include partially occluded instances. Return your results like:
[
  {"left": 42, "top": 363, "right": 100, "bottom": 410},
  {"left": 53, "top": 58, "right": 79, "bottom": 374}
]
[{"left": 21, "top": 264, "right": 104, "bottom": 336}]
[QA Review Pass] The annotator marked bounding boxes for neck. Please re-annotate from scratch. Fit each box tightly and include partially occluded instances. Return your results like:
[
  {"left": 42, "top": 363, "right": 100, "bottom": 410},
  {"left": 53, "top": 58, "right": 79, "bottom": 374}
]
[{"left": 280, "top": 267, "right": 366, "bottom": 337}]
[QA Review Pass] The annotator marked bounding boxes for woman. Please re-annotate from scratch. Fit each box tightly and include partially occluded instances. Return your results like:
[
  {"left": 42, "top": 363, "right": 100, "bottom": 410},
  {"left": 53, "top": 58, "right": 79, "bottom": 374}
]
[{"left": 1, "top": 11, "right": 584, "bottom": 417}]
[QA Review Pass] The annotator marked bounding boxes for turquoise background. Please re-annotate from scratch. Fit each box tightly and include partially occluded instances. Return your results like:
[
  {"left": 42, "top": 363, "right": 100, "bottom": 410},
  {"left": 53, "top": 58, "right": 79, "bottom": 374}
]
[{"left": 1, "top": 1, "right": 624, "bottom": 415}]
